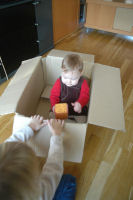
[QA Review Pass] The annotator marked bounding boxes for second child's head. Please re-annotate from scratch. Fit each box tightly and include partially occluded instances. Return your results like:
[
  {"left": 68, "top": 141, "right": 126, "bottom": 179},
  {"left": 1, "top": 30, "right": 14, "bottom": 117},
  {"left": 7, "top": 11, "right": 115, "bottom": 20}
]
[
  {"left": 0, "top": 142, "right": 41, "bottom": 200},
  {"left": 61, "top": 54, "right": 83, "bottom": 87}
]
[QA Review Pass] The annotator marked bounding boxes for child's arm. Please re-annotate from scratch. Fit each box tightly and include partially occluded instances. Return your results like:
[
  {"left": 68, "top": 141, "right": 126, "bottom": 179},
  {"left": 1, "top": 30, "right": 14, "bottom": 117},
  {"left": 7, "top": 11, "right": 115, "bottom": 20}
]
[
  {"left": 40, "top": 119, "right": 64, "bottom": 200},
  {"left": 77, "top": 80, "right": 90, "bottom": 107},
  {"left": 5, "top": 115, "right": 47, "bottom": 143},
  {"left": 71, "top": 79, "right": 90, "bottom": 113},
  {"left": 50, "top": 78, "right": 61, "bottom": 111},
  {"left": 77, "top": 79, "right": 90, "bottom": 107}
]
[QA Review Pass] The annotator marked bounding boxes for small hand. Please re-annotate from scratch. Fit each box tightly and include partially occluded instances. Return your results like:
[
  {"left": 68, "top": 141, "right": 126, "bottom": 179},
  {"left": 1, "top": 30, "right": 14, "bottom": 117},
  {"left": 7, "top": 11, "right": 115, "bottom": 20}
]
[
  {"left": 47, "top": 119, "right": 64, "bottom": 136},
  {"left": 29, "top": 115, "right": 47, "bottom": 132},
  {"left": 71, "top": 102, "right": 82, "bottom": 113}
]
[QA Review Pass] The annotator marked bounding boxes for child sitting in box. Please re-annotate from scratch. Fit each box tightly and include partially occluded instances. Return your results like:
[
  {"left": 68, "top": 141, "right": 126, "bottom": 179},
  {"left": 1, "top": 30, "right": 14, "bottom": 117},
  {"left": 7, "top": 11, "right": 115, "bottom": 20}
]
[{"left": 50, "top": 54, "right": 90, "bottom": 123}]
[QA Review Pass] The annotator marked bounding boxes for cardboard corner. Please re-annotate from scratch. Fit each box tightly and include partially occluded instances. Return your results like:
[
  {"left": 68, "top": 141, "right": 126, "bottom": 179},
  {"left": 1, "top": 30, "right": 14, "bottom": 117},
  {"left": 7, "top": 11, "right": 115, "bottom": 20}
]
[
  {"left": 0, "top": 56, "right": 43, "bottom": 116},
  {"left": 88, "top": 63, "right": 125, "bottom": 131}
]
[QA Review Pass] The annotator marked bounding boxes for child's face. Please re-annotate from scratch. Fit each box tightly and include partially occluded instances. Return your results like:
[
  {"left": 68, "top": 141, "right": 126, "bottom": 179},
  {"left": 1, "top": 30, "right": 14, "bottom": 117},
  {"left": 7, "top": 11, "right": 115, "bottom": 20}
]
[{"left": 61, "top": 69, "right": 81, "bottom": 87}]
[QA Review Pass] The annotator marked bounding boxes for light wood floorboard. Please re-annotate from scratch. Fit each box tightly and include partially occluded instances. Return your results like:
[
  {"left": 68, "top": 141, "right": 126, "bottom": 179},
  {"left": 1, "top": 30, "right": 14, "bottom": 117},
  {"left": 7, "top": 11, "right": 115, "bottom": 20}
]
[{"left": 0, "top": 28, "right": 133, "bottom": 200}]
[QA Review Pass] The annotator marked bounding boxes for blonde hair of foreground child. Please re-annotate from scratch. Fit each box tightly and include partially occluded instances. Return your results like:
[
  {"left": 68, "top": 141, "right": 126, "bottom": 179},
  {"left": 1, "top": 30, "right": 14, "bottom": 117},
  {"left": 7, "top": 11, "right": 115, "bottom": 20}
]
[{"left": 0, "top": 142, "right": 41, "bottom": 200}]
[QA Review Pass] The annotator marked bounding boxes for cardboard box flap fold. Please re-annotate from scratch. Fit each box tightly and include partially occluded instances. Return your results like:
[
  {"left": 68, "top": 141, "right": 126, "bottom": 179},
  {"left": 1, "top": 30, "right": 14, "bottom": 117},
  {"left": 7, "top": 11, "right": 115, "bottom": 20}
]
[
  {"left": 88, "top": 63, "right": 125, "bottom": 131},
  {"left": 0, "top": 49, "right": 126, "bottom": 163},
  {"left": 0, "top": 56, "right": 44, "bottom": 116},
  {"left": 13, "top": 114, "right": 87, "bottom": 163},
  {"left": 48, "top": 49, "right": 95, "bottom": 63}
]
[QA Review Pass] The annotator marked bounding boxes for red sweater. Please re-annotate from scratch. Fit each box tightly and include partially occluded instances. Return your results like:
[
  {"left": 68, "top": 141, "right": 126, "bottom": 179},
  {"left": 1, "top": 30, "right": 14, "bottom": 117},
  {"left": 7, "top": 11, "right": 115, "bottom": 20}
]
[{"left": 50, "top": 78, "right": 89, "bottom": 108}]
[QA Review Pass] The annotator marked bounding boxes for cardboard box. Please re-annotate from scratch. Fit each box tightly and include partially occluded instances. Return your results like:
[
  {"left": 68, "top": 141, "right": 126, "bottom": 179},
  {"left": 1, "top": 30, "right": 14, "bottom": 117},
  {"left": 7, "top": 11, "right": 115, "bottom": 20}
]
[{"left": 0, "top": 49, "right": 125, "bottom": 163}]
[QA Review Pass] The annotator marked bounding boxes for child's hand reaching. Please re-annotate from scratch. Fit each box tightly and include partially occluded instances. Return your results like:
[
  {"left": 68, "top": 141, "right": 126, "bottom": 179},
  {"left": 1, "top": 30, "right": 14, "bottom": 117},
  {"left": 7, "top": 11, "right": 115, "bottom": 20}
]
[
  {"left": 48, "top": 119, "right": 64, "bottom": 136},
  {"left": 71, "top": 102, "right": 82, "bottom": 113},
  {"left": 29, "top": 115, "right": 47, "bottom": 132}
]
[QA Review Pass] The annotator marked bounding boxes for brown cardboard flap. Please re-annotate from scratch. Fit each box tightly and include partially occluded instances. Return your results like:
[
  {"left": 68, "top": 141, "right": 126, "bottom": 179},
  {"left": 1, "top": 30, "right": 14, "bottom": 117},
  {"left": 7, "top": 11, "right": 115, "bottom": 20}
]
[
  {"left": 88, "top": 64, "right": 125, "bottom": 131},
  {"left": 41, "top": 85, "right": 53, "bottom": 99},
  {"left": 48, "top": 49, "right": 95, "bottom": 62},
  {"left": 13, "top": 114, "right": 87, "bottom": 163},
  {"left": 0, "top": 57, "right": 42, "bottom": 116},
  {"left": 30, "top": 122, "right": 87, "bottom": 162}
]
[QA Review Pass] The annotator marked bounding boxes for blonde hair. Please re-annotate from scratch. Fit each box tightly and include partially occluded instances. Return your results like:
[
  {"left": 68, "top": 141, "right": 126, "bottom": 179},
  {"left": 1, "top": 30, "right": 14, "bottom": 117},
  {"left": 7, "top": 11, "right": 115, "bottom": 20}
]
[
  {"left": 61, "top": 54, "right": 83, "bottom": 72},
  {"left": 0, "top": 142, "right": 41, "bottom": 200}
]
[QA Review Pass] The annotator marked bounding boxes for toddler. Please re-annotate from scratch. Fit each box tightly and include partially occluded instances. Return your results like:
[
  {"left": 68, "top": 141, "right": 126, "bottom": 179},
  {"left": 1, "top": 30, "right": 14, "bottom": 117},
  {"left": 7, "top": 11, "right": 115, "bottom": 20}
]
[
  {"left": 0, "top": 115, "right": 64, "bottom": 200},
  {"left": 50, "top": 54, "right": 90, "bottom": 123}
]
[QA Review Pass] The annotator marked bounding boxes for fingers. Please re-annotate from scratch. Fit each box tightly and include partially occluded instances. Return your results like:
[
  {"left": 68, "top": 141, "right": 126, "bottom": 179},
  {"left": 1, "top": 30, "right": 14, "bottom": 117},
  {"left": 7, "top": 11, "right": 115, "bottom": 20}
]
[
  {"left": 31, "top": 115, "right": 45, "bottom": 124},
  {"left": 56, "top": 119, "right": 64, "bottom": 125},
  {"left": 40, "top": 122, "right": 47, "bottom": 128},
  {"left": 41, "top": 120, "right": 48, "bottom": 127},
  {"left": 48, "top": 119, "right": 64, "bottom": 126},
  {"left": 31, "top": 115, "right": 41, "bottom": 120},
  {"left": 33, "top": 115, "right": 40, "bottom": 120},
  {"left": 40, "top": 116, "right": 43, "bottom": 121},
  {"left": 43, "top": 119, "right": 47, "bottom": 124},
  {"left": 31, "top": 116, "right": 64, "bottom": 128}
]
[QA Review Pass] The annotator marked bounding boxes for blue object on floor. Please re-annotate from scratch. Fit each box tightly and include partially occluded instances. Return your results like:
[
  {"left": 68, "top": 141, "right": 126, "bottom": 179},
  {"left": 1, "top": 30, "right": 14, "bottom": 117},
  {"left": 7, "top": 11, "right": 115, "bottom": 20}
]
[{"left": 53, "top": 174, "right": 76, "bottom": 200}]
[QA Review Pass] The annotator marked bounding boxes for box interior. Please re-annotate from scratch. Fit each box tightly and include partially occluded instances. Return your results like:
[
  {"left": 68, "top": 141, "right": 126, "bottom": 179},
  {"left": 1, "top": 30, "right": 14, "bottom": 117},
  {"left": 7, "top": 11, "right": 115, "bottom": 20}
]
[
  {"left": 0, "top": 49, "right": 125, "bottom": 130},
  {"left": 15, "top": 50, "right": 94, "bottom": 123},
  {"left": 0, "top": 49, "right": 125, "bottom": 162}
]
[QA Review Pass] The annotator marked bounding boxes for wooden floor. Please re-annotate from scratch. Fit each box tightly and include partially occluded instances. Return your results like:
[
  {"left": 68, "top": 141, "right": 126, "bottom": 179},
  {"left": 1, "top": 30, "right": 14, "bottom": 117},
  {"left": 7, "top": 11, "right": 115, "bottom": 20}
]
[{"left": 0, "top": 27, "right": 133, "bottom": 200}]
